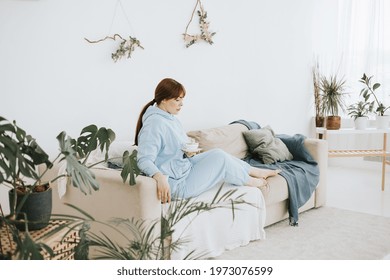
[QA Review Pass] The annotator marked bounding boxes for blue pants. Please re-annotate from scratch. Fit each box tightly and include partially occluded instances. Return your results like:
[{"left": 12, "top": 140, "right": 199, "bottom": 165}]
[{"left": 174, "top": 148, "right": 251, "bottom": 198}]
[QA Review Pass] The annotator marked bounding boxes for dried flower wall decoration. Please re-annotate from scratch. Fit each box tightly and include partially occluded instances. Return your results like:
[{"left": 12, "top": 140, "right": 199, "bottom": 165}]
[
  {"left": 183, "top": 0, "right": 216, "bottom": 48},
  {"left": 84, "top": 34, "right": 144, "bottom": 62},
  {"left": 84, "top": 0, "right": 143, "bottom": 62}
]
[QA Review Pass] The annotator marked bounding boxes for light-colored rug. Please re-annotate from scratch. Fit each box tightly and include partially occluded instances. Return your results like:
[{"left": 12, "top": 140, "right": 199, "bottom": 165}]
[{"left": 213, "top": 207, "right": 390, "bottom": 260}]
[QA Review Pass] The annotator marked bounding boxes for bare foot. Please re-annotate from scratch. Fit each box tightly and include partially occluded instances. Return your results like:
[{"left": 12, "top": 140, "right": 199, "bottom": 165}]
[
  {"left": 246, "top": 176, "right": 268, "bottom": 188},
  {"left": 249, "top": 167, "right": 281, "bottom": 179}
]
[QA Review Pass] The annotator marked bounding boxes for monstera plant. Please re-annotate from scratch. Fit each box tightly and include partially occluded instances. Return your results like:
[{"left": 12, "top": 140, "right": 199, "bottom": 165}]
[{"left": 0, "top": 116, "right": 139, "bottom": 259}]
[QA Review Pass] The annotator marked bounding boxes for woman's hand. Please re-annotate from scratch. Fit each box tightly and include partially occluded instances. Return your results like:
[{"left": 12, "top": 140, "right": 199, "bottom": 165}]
[
  {"left": 184, "top": 150, "right": 198, "bottom": 158},
  {"left": 152, "top": 172, "right": 171, "bottom": 204}
]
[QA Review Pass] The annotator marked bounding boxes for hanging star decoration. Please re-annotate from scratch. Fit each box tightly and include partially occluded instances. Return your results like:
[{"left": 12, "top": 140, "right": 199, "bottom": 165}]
[
  {"left": 183, "top": 0, "right": 216, "bottom": 48},
  {"left": 85, "top": 34, "right": 144, "bottom": 62}
]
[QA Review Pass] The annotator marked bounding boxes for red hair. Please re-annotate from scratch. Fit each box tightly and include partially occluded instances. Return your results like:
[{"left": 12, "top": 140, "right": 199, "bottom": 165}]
[{"left": 134, "top": 78, "right": 186, "bottom": 145}]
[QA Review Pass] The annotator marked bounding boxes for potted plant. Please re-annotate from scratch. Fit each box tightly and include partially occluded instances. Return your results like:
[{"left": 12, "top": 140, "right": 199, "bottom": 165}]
[
  {"left": 0, "top": 116, "right": 140, "bottom": 259},
  {"left": 0, "top": 116, "right": 139, "bottom": 232},
  {"left": 312, "top": 62, "right": 324, "bottom": 127},
  {"left": 58, "top": 184, "right": 248, "bottom": 260},
  {"left": 347, "top": 100, "right": 374, "bottom": 130},
  {"left": 359, "top": 73, "right": 390, "bottom": 129},
  {"left": 319, "top": 74, "right": 347, "bottom": 130},
  {"left": 0, "top": 116, "right": 246, "bottom": 260}
]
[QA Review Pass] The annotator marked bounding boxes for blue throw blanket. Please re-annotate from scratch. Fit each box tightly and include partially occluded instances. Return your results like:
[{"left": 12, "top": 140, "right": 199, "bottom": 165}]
[{"left": 230, "top": 120, "right": 320, "bottom": 226}]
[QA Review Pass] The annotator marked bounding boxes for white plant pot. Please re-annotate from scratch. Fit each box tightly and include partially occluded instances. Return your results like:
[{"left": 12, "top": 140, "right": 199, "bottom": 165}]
[
  {"left": 375, "top": 115, "right": 390, "bottom": 129},
  {"left": 354, "top": 117, "right": 369, "bottom": 130}
]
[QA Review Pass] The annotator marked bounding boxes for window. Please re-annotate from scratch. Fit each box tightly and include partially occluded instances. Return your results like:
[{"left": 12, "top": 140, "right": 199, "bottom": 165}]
[{"left": 337, "top": 0, "right": 390, "bottom": 108}]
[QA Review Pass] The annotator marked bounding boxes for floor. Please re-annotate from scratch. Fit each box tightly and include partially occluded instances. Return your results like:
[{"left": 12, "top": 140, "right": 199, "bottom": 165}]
[{"left": 326, "top": 158, "right": 390, "bottom": 218}]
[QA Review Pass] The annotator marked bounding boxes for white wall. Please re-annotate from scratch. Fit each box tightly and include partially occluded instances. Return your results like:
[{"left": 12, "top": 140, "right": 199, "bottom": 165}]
[
  {"left": 0, "top": 0, "right": 339, "bottom": 155},
  {"left": 6, "top": 1, "right": 388, "bottom": 218},
  {"left": 0, "top": 0, "right": 339, "bottom": 211}
]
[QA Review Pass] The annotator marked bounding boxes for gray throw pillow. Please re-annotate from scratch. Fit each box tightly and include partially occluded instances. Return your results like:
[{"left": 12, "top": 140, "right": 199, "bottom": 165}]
[{"left": 242, "top": 126, "right": 293, "bottom": 164}]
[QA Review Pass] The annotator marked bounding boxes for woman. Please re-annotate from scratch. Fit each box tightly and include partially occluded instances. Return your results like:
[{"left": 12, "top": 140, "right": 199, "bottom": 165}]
[{"left": 135, "top": 78, "right": 279, "bottom": 204}]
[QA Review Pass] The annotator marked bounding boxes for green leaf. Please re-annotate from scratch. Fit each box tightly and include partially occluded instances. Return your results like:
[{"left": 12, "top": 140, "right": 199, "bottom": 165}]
[
  {"left": 96, "top": 127, "right": 116, "bottom": 160},
  {"left": 12, "top": 230, "right": 53, "bottom": 260},
  {"left": 120, "top": 150, "right": 140, "bottom": 186},
  {"left": 72, "top": 125, "right": 116, "bottom": 162},
  {"left": 0, "top": 117, "right": 51, "bottom": 186},
  {"left": 0, "top": 122, "right": 16, "bottom": 134},
  {"left": 80, "top": 124, "right": 98, "bottom": 135},
  {"left": 57, "top": 132, "right": 100, "bottom": 195},
  {"left": 74, "top": 125, "right": 98, "bottom": 158},
  {"left": 22, "top": 138, "right": 52, "bottom": 167},
  {"left": 14, "top": 123, "right": 26, "bottom": 142}
]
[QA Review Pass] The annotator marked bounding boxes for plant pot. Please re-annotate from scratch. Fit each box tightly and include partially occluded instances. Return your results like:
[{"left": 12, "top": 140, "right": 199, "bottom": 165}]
[
  {"left": 375, "top": 115, "right": 390, "bottom": 129},
  {"left": 354, "top": 117, "right": 369, "bottom": 130},
  {"left": 325, "top": 116, "right": 341, "bottom": 130},
  {"left": 8, "top": 185, "right": 52, "bottom": 231},
  {"left": 315, "top": 116, "right": 325, "bottom": 127}
]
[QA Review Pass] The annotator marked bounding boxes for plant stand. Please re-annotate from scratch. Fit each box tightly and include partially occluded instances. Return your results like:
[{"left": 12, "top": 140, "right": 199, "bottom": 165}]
[
  {"left": 316, "top": 127, "right": 390, "bottom": 191},
  {"left": 0, "top": 220, "right": 79, "bottom": 260}
]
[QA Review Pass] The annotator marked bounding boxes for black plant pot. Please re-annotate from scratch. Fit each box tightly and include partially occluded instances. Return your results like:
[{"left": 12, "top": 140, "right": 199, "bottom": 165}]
[{"left": 8, "top": 186, "right": 52, "bottom": 231}]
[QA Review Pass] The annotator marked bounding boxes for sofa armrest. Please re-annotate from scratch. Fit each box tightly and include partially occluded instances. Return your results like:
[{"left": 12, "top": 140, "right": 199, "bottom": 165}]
[
  {"left": 94, "top": 169, "right": 160, "bottom": 220},
  {"left": 304, "top": 138, "right": 328, "bottom": 207},
  {"left": 49, "top": 166, "right": 160, "bottom": 222}
]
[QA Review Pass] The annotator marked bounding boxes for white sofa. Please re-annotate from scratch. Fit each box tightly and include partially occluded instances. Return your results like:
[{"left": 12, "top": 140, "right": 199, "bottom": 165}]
[{"left": 48, "top": 123, "right": 328, "bottom": 259}]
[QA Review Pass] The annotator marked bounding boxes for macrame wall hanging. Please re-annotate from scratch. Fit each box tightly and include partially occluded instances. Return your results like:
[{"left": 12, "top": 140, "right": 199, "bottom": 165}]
[
  {"left": 183, "top": 0, "right": 216, "bottom": 48},
  {"left": 84, "top": 0, "right": 143, "bottom": 62}
]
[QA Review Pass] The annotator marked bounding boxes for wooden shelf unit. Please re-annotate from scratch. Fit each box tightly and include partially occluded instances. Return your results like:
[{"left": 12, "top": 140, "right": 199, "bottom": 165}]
[{"left": 316, "top": 127, "right": 390, "bottom": 191}]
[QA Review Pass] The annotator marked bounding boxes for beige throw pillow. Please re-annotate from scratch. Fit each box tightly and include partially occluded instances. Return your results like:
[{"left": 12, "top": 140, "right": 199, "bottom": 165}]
[
  {"left": 242, "top": 126, "right": 293, "bottom": 164},
  {"left": 187, "top": 124, "right": 249, "bottom": 159}
]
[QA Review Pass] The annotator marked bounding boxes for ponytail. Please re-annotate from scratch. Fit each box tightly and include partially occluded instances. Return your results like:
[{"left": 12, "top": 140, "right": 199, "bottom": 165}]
[
  {"left": 134, "top": 99, "right": 155, "bottom": 145},
  {"left": 135, "top": 78, "right": 186, "bottom": 146}
]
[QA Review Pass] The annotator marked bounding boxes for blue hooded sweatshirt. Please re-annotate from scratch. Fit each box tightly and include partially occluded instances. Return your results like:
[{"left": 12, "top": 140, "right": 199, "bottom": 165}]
[{"left": 137, "top": 106, "right": 192, "bottom": 193}]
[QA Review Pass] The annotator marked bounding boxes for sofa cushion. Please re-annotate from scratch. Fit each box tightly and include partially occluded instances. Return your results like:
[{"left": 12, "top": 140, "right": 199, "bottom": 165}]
[
  {"left": 187, "top": 123, "right": 249, "bottom": 159},
  {"left": 242, "top": 126, "right": 293, "bottom": 164}
]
